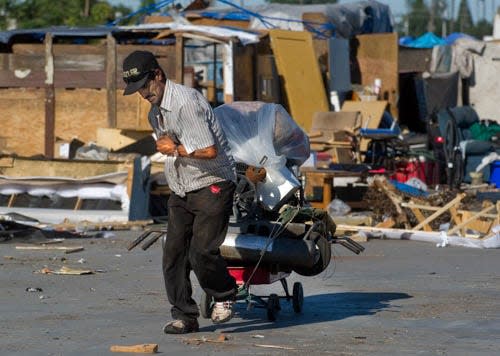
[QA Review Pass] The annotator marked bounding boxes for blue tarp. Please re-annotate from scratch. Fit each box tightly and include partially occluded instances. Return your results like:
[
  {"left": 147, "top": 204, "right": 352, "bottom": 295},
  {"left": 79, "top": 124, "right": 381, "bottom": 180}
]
[
  {"left": 444, "top": 32, "right": 477, "bottom": 45},
  {"left": 400, "top": 32, "right": 446, "bottom": 48},
  {"left": 199, "top": 11, "right": 251, "bottom": 21},
  {"left": 398, "top": 35, "right": 414, "bottom": 46}
]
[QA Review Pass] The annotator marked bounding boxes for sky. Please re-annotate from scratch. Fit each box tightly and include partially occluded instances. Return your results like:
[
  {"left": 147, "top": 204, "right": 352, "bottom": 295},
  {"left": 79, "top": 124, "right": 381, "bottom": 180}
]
[{"left": 109, "top": 0, "right": 497, "bottom": 23}]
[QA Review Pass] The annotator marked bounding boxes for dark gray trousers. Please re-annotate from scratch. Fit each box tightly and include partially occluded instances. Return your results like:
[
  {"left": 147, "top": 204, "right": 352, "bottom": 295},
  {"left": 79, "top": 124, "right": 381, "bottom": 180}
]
[{"left": 163, "top": 180, "right": 237, "bottom": 322}]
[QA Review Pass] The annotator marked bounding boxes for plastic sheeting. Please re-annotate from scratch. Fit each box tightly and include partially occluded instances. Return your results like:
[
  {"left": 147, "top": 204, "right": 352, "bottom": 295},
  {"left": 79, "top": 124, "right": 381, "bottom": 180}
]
[
  {"left": 0, "top": 183, "right": 129, "bottom": 211},
  {"left": 215, "top": 101, "right": 310, "bottom": 210},
  {"left": 196, "top": 1, "right": 393, "bottom": 39},
  {"left": 0, "top": 172, "right": 130, "bottom": 212},
  {"left": 215, "top": 101, "right": 310, "bottom": 168},
  {"left": 400, "top": 32, "right": 446, "bottom": 48}
]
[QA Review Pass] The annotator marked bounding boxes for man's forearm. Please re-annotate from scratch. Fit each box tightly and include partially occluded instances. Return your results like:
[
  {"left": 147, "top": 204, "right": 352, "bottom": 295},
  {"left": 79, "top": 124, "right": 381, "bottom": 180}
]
[{"left": 177, "top": 144, "right": 217, "bottom": 159}]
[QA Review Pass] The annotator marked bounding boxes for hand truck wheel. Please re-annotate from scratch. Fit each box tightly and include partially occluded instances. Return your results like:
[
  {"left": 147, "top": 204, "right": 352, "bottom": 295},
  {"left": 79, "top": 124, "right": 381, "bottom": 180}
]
[{"left": 266, "top": 293, "right": 280, "bottom": 321}]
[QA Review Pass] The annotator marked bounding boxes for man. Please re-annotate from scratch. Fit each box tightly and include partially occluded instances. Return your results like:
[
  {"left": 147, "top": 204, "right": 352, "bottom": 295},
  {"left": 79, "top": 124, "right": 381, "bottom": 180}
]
[{"left": 122, "top": 50, "right": 237, "bottom": 334}]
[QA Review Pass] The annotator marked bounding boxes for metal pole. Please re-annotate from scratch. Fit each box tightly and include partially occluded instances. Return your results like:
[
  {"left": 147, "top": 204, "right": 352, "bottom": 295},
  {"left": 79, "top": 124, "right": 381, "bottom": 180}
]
[
  {"left": 450, "top": 0, "right": 455, "bottom": 31},
  {"left": 44, "top": 33, "right": 55, "bottom": 158}
]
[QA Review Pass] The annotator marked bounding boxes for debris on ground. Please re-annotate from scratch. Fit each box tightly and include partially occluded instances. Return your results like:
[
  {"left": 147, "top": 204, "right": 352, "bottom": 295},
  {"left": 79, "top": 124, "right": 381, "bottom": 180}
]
[
  {"left": 37, "top": 266, "right": 94, "bottom": 275},
  {"left": 109, "top": 343, "right": 158, "bottom": 353}
]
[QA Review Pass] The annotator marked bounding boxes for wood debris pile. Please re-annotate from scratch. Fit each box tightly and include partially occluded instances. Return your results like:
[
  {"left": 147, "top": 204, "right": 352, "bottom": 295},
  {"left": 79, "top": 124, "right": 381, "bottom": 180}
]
[{"left": 351, "top": 176, "right": 499, "bottom": 240}]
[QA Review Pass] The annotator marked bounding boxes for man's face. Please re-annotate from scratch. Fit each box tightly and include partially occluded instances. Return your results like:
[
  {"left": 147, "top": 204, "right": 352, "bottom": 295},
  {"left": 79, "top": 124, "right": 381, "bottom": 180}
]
[{"left": 138, "top": 69, "right": 165, "bottom": 105}]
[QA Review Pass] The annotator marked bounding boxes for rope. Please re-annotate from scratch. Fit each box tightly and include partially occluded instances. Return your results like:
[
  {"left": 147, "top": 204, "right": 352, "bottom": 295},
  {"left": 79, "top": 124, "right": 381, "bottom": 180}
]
[
  {"left": 110, "top": 0, "right": 336, "bottom": 39},
  {"left": 217, "top": 0, "right": 334, "bottom": 38}
]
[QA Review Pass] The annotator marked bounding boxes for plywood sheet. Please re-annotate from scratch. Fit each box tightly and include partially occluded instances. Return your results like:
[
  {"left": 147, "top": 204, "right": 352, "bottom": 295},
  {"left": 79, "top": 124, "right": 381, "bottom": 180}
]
[
  {"left": 341, "top": 100, "right": 388, "bottom": 129},
  {"left": 341, "top": 100, "right": 389, "bottom": 155},
  {"left": 354, "top": 33, "right": 398, "bottom": 118},
  {"left": 0, "top": 88, "right": 150, "bottom": 156},
  {"left": 0, "top": 156, "right": 130, "bottom": 179},
  {"left": 269, "top": 29, "right": 328, "bottom": 131},
  {"left": 96, "top": 128, "right": 152, "bottom": 151}
]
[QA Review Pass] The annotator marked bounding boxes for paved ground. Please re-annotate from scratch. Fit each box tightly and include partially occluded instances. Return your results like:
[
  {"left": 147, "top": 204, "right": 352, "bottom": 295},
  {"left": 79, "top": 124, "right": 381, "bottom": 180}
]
[{"left": 1, "top": 230, "right": 499, "bottom": 356}]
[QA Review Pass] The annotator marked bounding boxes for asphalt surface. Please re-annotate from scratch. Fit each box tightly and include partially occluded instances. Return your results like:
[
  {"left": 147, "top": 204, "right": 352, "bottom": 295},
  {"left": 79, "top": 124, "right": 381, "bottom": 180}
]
[{"left": 1, "top": 230, "right": 499, "bottom": 356}]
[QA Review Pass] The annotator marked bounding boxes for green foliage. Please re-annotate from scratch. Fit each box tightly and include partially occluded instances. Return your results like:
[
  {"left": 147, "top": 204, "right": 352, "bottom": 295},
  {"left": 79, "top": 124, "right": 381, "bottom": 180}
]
[
  {"left": 0, "top": 0, "right": 132, "bottom": 30},
  {"left": 140, "top": 0, "right": 156, "bottom": 8},
  {"left": 454, "top": 0, "right": 474, "bottom": 33},
  {"left": 405, "top": 0, "right": 430, "bottom": 37},
  {"left": 468, "top": 19, "right": 493, "bottom": 39},
  {"left": 90, "top": 2, "right": 114, "bottom": 25},
  {"left": 0, "top": 0, "right": 14, "bottom": 29}
]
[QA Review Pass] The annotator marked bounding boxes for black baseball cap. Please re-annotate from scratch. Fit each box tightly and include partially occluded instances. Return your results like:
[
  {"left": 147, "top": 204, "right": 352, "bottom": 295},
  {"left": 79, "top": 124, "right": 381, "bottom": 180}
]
[{"left": 122, "top": 50, "right": 160, "bottom": 95}]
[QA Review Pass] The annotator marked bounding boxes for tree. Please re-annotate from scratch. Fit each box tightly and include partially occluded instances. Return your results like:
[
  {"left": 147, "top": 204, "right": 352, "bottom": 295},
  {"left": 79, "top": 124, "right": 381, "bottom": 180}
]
[
  {"left": 429, "top": 0, "right": 448, "bottom": 36},
  {"left": 404, "top": 0, "right": 431, "bottom": 37},
  {"left": 454, "top": 0, "right": 474, "bottom": 33},
  {"left": 0, "top": 0, "right": 133, "bottom": 30},
  {"left": 470, "top": 19, "right": 493, "bottom": 39},
  {"left": 0, "top": 0, "right": 15, "bottom": 29}
]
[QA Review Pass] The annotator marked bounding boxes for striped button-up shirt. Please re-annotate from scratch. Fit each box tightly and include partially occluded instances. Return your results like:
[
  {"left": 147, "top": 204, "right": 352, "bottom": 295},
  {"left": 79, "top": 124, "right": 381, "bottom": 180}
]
[{"left": 148, "top": 80, "right": 236, "bottom": 197}]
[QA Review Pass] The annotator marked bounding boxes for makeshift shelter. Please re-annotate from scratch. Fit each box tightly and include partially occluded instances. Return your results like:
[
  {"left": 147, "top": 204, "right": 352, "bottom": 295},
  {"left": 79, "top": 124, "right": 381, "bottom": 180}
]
[{"left": 0, "top": 24, "right": 259, "bottom": 157}]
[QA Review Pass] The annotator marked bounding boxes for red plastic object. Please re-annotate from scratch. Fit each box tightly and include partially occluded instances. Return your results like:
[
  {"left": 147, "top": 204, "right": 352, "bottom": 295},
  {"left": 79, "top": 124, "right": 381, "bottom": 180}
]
[
  {"left": 390, "top": 160, "right": 426, "bottom": 183},
  {"left": 316, "top": 152, "right": 332, "bottom": 161},
  {"left": 228, "top": 266, "right": 274, "bottom": 285}
]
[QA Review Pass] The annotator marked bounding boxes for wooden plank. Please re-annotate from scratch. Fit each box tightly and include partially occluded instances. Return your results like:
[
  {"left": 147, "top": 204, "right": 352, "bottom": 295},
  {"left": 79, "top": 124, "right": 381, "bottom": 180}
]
[
  {"left": 106, "top": 33, "right": 117, "bottom": 128},
  {"left": 0, "top": 88, "right": 144, "bottom": 156},
  {"left": 188, "top": 16, "right": 250, "bottom": 29},
  {"left": 402, "top": 202, "right": 498, "bottom": 220},
  {"left": 354, "top": 33, "right": 398, "bottom": 118},
  {"left": 341, "top": 100, "right": 389, "bottom": 155},
  {"left": 53, "top": 219, "right": 153, "bottom": 231},
  {"left": 40, "top": 266, "right": 93, "bottom": 274},
  {"left": 460, "top": 211, "right": 493, "bottom": 234},
  {"left": 0, "top": 156, "right": 14, "bottom": 167},
  {"left": 16, "top": 245, "right": 84, "bottom": 254},
  {"left": 0, "top": 157, "right": 131, "bottom": 179},
  {"left": 373, "top": 177, "right": 409, "bottom": 228},
  {"left": 1, "top": 52, "right": 8, "bottom": 70},
  {"left": 448, "top": 205, "right": 496, "bottom": 235},
  {"left": 96, "top": 128, "right": 152, "bottom": 150},
  {"left": 44, "top": 33, "right": 55, "bottom": 159},
  {"left": 13, "top": 43, "right": 106, "bottom": 55},
  {"left": 4, "top": 53, "right": 105, "bottom": 71},
  {"left": 375, "top": 217, "right": 395, "bottom": 228},
  {"left": 398, "top": 47, "right": 432, "bottom": 73},
  {"left": 410, "top": 207, "right": 432, "bottom": 232},
  {"left": 0, "top": 69, "right": 106, "bottom": 88},
  {"left": 110, "top": 344, "right": 158, "bottom": 353},
  {"left": 412, "top": 193, "right": 466, "bottom": 231},
  {"left": 269, "top": 29, "right": 329, "bottom": 131},
  {"left": 449, "top": 206, "right": 462, "bottom": 234},
  {"left": 7, "top": 194, "right": 16, "bottom": 207}
]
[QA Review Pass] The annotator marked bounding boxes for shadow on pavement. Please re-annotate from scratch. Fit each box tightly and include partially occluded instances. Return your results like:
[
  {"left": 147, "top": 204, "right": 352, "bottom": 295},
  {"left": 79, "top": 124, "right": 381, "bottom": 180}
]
[{"left": 201, "top": 292, "right": 412, "bottom": 333}]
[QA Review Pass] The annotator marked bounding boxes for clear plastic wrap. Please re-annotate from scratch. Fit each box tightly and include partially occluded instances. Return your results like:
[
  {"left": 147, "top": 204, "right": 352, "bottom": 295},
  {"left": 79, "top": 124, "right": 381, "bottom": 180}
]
[
  {"left": 215, "top": 101, "right": 310, "bottom": 168},
  {"left": 215, "top": 102, "right": 310, "bottom": 210}
]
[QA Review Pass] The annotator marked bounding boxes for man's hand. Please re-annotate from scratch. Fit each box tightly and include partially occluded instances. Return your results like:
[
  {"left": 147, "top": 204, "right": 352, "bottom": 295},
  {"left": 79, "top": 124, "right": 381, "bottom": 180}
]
[
  {"left": 156, "top": 136, "right": 218, "bottom": 159},
  {"left": 156, "top": 135, "right": 177, "bottom": 156}
]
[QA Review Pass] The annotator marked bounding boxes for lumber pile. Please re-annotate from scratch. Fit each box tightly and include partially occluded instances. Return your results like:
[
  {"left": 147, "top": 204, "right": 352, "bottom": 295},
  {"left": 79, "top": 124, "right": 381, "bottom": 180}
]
[{"left": 336, "top": 176, "right": 499, "bottom": 246}]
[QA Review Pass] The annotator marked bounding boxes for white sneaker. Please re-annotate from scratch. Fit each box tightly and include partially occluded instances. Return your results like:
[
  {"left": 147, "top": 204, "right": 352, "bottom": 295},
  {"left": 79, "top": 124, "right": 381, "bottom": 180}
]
[{"left": 211, "top": 301, "right": 234, "bottom": 324}]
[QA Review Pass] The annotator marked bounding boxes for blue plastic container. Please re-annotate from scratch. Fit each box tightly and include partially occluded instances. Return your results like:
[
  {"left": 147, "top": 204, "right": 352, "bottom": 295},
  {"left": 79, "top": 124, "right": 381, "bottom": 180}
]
[{"left": 490, "top": 160, "right": 500, "bottom": 188}]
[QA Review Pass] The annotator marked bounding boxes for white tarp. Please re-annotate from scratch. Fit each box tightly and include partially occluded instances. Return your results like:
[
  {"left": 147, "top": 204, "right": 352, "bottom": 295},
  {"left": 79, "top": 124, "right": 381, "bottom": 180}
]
[
  {"left": 119, "top": 23, "right": 260, "bottom": 45},
  {"left": 468, "top": 42, "right": 500, "bottom": 123},
  {"left": 0, "top": 172, "right": 130, "bottom": 212}
]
